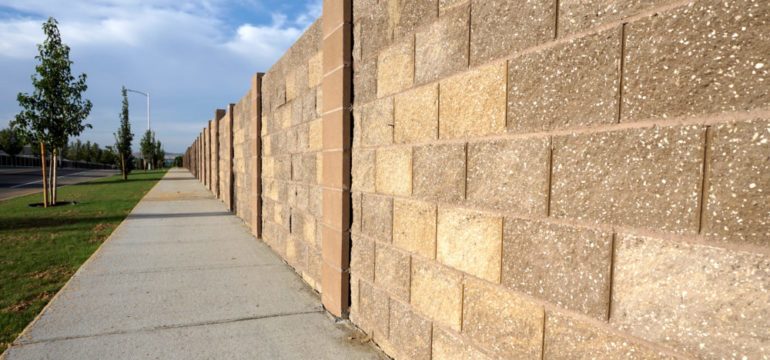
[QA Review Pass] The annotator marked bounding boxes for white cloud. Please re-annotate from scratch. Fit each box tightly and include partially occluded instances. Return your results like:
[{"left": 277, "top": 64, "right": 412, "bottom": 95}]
[{"left": 0, "top": 0, "right": 320, "bottom": 152}]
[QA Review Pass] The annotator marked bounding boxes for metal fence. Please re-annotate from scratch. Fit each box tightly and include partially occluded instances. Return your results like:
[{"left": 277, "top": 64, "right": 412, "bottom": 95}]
[{"left": 0, "top": 154, "right": 115, "bottom": 169}]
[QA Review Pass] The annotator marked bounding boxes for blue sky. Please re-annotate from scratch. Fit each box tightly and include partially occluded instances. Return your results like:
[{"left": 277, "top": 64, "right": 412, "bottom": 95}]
[{"left": 0, "top": 0, "right": 321, "bottom": 153}]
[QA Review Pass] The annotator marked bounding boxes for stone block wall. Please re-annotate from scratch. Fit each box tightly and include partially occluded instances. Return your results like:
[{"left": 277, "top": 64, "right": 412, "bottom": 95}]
[
  {"left": 219, "top": 106, "right": 233, "bottom": 210},
  {"left": 234, "top": 91, "right": 254, "bottom": 226},
  {"left": 260, "top": 19, "right": 325, "bottom": 292},
  {"left": 347, "top": 0, "right": 769, "bottom": 359},
  {"left": 181, "top": 0, "right": 769, "bottom": 358}
]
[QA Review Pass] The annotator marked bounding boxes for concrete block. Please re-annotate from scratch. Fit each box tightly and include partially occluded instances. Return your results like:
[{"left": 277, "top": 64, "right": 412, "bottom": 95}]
[
  {"left": 388, "top": 300, "right": 431, "bottom": 360},
  {"left": 502, "top": 218, "right": 612, "bottom": 319},
  {"left": 394, "top": 83, "right": 438, "bottom": 144},
  {"left": 612, "top": 233, "right": 770, "bottom": 359},
  {"left": 308, "top": 51, "right": 324, "bottom": 88},
  {"left": 469, "top": 0, "right": 554, "bottom": 65},
  {"left": 703, "top": 118, "right": 770, "bottom": 247},
  {"left": 361, "top": 194, "right": 393, "bottom": 242},
  {"left": 467, "top": 138, "right": 550, "bottom": 215},
  {"left": 377, "top": 41, "right": 414, "bottom": 97},
  {"left": 351, "top": 149, "right": 376, "bottom": 192},
  {"left": 352, "top": 191, "right": 362, "bottom": 233},
  {"left": 393, "top": 199, "right": 436, "bottom": 258},
  {"left": 551, "top": 125, "right": 705, "bottom": 234},
  {"left": 622, "top": 0, "right": 770, "bottom": 121},
  {"left": 358, "top": 281, "right": 390, "bottom": 337},
  {"left": 410, "top": 258, "right": 462, "bottom": 331},
  {"left": 544, "top": 311, "right": 675, "bottom": 359},
  {"left": 354, "top": 56, "right": 378, "bottom": 104},
  {"left": 351, "top": 234, "right": 375, "bottom": 281},
  {"left": 309, "top": 119, "right": 323, "bottom": 151},
  {"left": 415, "top": 3, "right": 469, "bottom": 84},
  {"left": 375, "top": 147, "right": 412, "bottom": 196},
  {"left": 439, "top": 63, "right": 506, "bottom": 139},
  {"left": 558, "top": 0, "right": 668, "bottom": 35},
  {"left": 359, "top": 0, "right": 391, "bottom": 60},
  {"left": 374, "top": 244, "right": 411, "bottom": 301},
  {"left": 388, "top": 0, "right": 438, "bottom": 39},
  {"left": 359, "top": 98, "right": 394, "bottom": 147},
  {"left": 413, "top": 143, "right": 465, "bottom": 203},
  {"left": 437, "top": 207, "right": 502, "bottom": 282},
  {"left": 508, "top": 28, "right": 621, "bottom": 132},
  {"left": 432, "top": 327, "right": 492, "bottom": 360},
  {"left": 463, "top": 278, "right": 545, "bottom": 359}
]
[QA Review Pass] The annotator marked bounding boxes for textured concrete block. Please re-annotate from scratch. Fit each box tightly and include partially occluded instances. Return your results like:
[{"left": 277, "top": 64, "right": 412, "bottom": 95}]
[
  {"left": 361, "top": 194, "right": 393, "bottom": 242},
  {"left": 388, "top": 300, "right": 431, "bottom": 360},
  {"left": 432, "top": 327, "right": 492, "bottom": 360},
  {"left": 377, "top": 41, "right": 414, "bottom": 97},
  {"left": 286, "top": 70, "right": 297, "bottom": 101},
  {"left": 704, "top": 119, "right": 770, "bottom": 247},
  {"left": 359, "top": 0, "right": 391, "bottom": 60},
  {"left": 393, "top": 199, "right": 436, "bottom": 258},
  {"left": 351, "top": 149, "right": 375, "bottom": 192},
  {"left": 394, "top": 83, "right": 438, "bottom": 144},
  {"left": 359, "top": 280, "right": 389, "bottom": 337},
  {"left": 375, "top": 147, "right": 412, "bottom": 196},
  {"left": 388, "top": 0, "right": 438, "bottom": 39},
  {"left": 552, "top": 125, "right": 705, "bottom": 234},
  {"left": 558, "top": 0, "right": 668, "bottom": 35},
  {"left": 508, "top": 28, "right": 620, "bottom": 132},
  {"left": 308, "top": 119, "right": 323, "bottom": 151},
  {"left": 415, "top": 4, "right": 469, "bottom": 84},
  {"left": 358, "top": 98, "right": 393, "bottom": 147},
  {"left": 308, "top": 51, "right": 323, "bottom": 88},
  {"left": 612, "top": 233, "right": 770, "bottom": 359},
  {"left": 301, "top": 90, "right": 316, "bottom": 124},
  {"left": 351, "top": 234, "right": 375, "bottom": 281},
  {"left": 469, "top": 0, "right": 554, "bottom": 65},
  {"left": 354, "top": 56, "right": 377, "bottom": 104},
  {"left": 351, "top": 191, "right": 362, "bottom": 233},
  {"left": 410, "top": 258, "right": 462, "bottom": 331},
  {"left": 375, "top": 244, "right": 411, "bottom": 301},
  {"left": 622, "top": 0, "right": 770, "bottom": 121},
  {"left": 463, "top": 278, "right": 545, "bottom": 359},
  {"left": 467, "top": 138, "right": 549, "bottom": 215},
  {"left": 437, "top": 207, "right": 502, "bottom": 282},
  {"left": 412, "top": 143, "right": 465, "bottom": 203},
  {"left": 503, "top": 219, "right": 612, "bottom": 319},
  {"left": 544, "top": 311, "right": 675, "bottom": 359},
  {"left": 302, "top": 215, "right": 316, "bottom": 245},
  {"left": 439, "top": 63, "right": 506, "bottom": 139}
]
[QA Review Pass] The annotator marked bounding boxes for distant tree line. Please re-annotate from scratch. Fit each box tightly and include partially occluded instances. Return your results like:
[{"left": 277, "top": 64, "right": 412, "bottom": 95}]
[{"left": 62, "top": 139, "right": 116, "bottom": 165}]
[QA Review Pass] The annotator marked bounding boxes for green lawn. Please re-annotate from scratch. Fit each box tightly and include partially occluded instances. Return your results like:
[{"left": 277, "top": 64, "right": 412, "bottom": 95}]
[{"left": 0, "top": 169, "right": 167, "bottom": 353}]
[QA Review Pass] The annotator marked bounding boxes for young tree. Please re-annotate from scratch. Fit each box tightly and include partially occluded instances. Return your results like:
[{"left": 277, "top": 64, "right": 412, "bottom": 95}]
[
  {"left": 114, "top": 87, "right": 133, "bottom": 179},
  {"left": 139, "top": 129, "right": 155, "bottom": 171},
  {"left": 154, "top": 139, "right": 164, "bottom": 169},
  {"left": 0, "top": 128, "right": 25, "bottom": 166},
  {"left": 12, "top": 17, "right": 92, "bottom": 207}
]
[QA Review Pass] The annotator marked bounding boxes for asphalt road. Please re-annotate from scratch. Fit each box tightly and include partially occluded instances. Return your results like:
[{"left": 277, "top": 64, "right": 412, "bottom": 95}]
[{"left": 0, "top": 167, "right": 118, "bottom": 201}]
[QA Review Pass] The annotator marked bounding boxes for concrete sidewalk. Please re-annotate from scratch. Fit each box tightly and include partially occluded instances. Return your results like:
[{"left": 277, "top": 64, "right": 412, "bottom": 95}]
[{"left": 3, "top": 168, "right": 382, "bottom": 360}]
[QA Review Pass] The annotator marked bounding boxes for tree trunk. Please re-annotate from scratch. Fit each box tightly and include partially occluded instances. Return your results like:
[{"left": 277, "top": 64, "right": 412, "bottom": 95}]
[
  {"left": 40, "top": 142, "right": 48, "bottom": 208},
  {"left": 121, "top": 154, "right": 127, "bottom": 180},
  {"left": 52, "top": 149, "right": 58, "bottom": 205}
]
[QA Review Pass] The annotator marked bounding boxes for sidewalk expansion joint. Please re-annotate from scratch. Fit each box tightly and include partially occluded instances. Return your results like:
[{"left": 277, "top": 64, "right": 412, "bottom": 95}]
[{"left": 13, "top": 309, "right": 325, "bottom": 347}]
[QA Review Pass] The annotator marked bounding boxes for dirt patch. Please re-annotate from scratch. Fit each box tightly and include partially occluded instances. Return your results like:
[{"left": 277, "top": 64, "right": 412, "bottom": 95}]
[
  {"left": 89, "top": 223, "right": 113, "bottom": 243},
  {"left": 29, "top": 266, "right": 71, "bottom": 281},
  {"left": 3, "top": 292, "right": 53, "bottom": 313}
]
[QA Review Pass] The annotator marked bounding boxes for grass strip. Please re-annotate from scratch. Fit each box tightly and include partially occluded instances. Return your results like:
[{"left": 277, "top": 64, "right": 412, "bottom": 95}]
[{"left": 0, "top": 169, "right": 167, "bottom": 352}]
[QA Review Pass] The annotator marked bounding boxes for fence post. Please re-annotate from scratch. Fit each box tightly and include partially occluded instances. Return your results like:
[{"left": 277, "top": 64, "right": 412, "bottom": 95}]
[
  {"left": 251, "top": 73, "right": 264, "bottom": 238},
  {"left": 320, "top": 0, "right": 353, "bottom": 318}
]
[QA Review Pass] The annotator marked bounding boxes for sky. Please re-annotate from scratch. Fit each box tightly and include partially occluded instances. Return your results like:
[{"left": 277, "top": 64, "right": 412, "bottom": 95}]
[{"left": 0, "top": 0, "right": 321, "bottom": 153}]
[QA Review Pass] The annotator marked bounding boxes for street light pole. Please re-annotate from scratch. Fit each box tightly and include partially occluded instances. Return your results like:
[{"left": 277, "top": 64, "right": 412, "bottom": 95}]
[
  {"left": 126, "top": 89, "right": 150, "bottom": 131},
  {"left": 126, "top": 88, "right": 151, "bottom": 169}
]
